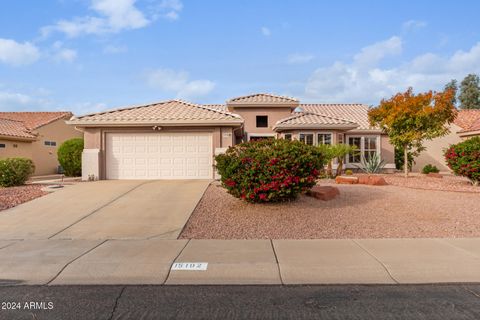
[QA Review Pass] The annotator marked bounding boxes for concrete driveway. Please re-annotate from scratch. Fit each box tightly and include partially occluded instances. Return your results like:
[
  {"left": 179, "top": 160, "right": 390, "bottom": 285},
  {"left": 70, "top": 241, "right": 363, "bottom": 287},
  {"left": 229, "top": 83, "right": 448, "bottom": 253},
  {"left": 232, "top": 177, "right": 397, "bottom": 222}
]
[{"left": 0, "top": 180, "right": 210, "bottom": 240}]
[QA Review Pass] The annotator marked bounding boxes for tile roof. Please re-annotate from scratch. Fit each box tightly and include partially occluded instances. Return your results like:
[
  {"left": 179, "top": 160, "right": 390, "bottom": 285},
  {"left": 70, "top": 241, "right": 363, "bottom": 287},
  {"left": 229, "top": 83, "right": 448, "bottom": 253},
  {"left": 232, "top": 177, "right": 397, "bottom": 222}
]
[
  {"left": 454, "top": 109, "right": 480, "bottom": 133},
  {"left": 297, "top": 104, "right": 373, "bottom": 130},
  {"left": 0, "top": 118, "right": 36, "bottom": 139},
  {"left": 227, "top": 93, "right": 299, "bottom": 105},
  {"left": 0, "top": 112, "right": 72, "bottom": 130},
  {"left": 69, "top": 100, "right": 243, "bottom": 125},
  {"left": 274, "top": 112, "right": 358, "bottom": 130}
]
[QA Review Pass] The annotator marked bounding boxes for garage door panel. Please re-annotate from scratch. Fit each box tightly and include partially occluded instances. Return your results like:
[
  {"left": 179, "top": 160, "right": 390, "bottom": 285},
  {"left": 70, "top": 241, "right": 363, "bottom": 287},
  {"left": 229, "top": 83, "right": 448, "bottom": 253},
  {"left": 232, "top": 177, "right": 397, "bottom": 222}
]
[{"left": 106, "top": 132, "right": 212, "bottom": 179}]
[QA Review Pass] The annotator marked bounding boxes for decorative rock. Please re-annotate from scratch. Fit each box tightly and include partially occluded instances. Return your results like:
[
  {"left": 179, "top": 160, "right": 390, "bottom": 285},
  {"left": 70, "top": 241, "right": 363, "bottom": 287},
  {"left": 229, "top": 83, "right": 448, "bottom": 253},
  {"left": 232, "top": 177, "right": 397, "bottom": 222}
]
[
  {"left": 366, "top": 176, "right": 388, "bottom": 186},
  {"left": 335, "top": 176, "right": 359, "bottom": 184},
  {"left": 427, "top": 172, "right": 443, "bottom": 179},
  {"left": 307, "top": 186, "right": 340, "bottom": 201}
]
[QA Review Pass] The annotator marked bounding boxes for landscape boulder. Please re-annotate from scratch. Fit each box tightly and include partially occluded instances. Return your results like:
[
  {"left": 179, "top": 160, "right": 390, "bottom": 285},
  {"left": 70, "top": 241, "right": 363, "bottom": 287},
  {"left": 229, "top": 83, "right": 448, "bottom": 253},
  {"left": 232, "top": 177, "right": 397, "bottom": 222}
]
[
  {"left": 306, "top": 186, "right": 340, "bottom": 201},
  {"left": 335, "top": 176, "right": 359, "bottom": 184}
]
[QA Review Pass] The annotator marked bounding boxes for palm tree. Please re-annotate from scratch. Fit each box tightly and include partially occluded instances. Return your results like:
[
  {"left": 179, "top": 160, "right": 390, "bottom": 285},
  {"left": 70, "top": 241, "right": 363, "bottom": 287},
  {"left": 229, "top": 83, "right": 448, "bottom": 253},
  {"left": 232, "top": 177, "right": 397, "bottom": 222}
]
[{"left": 318, "top": 144, "right": 358, "bottom": 177}]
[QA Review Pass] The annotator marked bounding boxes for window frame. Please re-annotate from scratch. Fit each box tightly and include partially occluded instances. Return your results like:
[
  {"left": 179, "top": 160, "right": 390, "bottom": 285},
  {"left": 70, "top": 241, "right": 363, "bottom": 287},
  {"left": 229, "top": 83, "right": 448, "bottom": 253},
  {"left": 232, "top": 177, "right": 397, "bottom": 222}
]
[
  {"left": 345, "top": 135, "right": 381, "bottom": 164},
  {"left": 283, "top": 133, "right": 292, "bottom": 141},
  {"left": 44, "top": 140, "right": 57, "bottom": 147},
  {"left": 298, "top": 132, "right": 315, "bottom": 146},
  {"left": 317, "top": 133, "right": 333, "bottom": 145},
  {"left": 255, "top": 115, "right": 269, "bottom": 128},
  {"left": 0, "top": 143, "right": 6, "bottom": 149}
]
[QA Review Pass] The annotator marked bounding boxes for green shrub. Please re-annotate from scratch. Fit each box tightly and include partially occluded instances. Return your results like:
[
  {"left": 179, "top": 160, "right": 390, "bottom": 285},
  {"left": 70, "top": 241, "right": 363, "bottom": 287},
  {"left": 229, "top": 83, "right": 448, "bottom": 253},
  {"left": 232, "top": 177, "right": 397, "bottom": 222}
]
[
  {"left": 345, "top": 169, "right": 353, "bottom": 175},
  {"left": 0, "top": 158, "right": 35, "bottom": 187},
  {"left": 215, "top": 139, "right": 324, "bottom": 203},
  {"left": 422, "top": 164, "right": 440, "bottom": 174},
  {"left": 57, "top": 138, "right": 84, "bottom": 177},
  {"left": 445, "top": 137, "right": 480, "bottom": 185}
]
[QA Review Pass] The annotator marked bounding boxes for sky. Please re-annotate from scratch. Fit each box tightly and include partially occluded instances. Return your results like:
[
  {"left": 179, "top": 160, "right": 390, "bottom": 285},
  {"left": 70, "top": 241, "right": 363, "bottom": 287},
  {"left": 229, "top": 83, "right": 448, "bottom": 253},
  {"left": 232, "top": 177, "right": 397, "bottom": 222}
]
[{"left": 1, "top": 0, "right": 480, "bottom": 115}]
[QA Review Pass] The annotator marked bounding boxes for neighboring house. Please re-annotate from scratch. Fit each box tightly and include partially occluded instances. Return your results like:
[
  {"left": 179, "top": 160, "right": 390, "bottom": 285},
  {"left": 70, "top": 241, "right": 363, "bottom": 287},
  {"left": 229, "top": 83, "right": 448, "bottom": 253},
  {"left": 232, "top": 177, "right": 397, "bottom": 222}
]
[
  {"left": 0, "top": 112, "right": 82, "bottom": 176},
  {"left": 69, "top": 93, "right": 395, "bottom": 180},
  {"left": 412, "top": 109, "right": 480, "bottom": 172}
]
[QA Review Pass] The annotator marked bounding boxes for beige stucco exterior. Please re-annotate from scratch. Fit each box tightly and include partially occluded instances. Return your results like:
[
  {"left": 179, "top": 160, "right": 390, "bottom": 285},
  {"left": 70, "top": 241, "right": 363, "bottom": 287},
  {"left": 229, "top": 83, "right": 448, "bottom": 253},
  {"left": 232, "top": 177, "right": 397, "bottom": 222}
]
[
  {"left": 227, "top": 106, "right": 292, "bottom": 139},
  {"left": 412, "top": 123, "right": 463, "bottom": 172},
  {"left": 0, "top": 118, "right": 83, "bottom": 176},
  {"left": 81, "top": 125, "right": 236, "bottom": 180}
]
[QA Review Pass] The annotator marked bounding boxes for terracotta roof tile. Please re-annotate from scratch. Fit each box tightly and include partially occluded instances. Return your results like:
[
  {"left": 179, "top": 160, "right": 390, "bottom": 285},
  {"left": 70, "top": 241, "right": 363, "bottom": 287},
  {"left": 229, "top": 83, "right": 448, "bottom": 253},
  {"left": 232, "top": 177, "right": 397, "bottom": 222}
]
[
  {"left": 70, "top": 100, "right": 243, "bottom": 125},
  {"left": 454, "top": 110, "right": 480, "bottom": 132},
  {"left": 0, "top": 112, "right": 72, "bottom": 130},
  {"left": 274, "top": 112, "right": 358, "bottom": 130},
  {"left": 227, "top": 93, "right": 299, "bottom": 104},
  {"left": 298, "top": 104, "right": 373, "bottom": 130},
  {"left": 0, "top": 118, "right": 36, "bottom": 139}
]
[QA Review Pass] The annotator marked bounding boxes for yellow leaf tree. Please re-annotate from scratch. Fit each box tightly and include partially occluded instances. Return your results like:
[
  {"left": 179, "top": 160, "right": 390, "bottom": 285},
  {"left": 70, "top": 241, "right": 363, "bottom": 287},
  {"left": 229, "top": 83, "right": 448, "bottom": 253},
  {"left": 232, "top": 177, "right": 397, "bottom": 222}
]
[{"left": 368, "top": 88, "right": 456, "bottom": 177}]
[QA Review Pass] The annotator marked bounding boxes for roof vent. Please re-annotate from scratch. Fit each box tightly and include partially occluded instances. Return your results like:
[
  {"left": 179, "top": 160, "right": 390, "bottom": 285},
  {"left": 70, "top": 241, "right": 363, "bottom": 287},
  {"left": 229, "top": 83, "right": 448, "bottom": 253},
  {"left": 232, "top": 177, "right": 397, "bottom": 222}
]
[{"left": 293, "top": 106, "right": 304, "bottom": 113}]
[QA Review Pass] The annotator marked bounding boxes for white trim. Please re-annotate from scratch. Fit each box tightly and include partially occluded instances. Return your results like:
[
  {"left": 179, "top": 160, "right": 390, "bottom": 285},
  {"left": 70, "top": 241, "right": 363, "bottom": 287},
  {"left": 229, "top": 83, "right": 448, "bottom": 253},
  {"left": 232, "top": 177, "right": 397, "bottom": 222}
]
[
  {"left": 345, "top": 134, "right": 382, "bottom": 165},
  {"left": 298, "top": 131, "right": 315, "bottom": 145},
  {"left": 316, "top": 132, "right": 333, "bottom": 145}
]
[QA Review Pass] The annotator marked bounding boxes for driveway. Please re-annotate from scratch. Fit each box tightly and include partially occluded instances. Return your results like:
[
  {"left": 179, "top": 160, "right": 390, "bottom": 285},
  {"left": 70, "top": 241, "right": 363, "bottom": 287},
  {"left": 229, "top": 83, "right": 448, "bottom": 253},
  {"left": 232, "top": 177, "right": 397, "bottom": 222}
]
[{"left": 0, "top": 180, "right": 210, "bottom": 240}]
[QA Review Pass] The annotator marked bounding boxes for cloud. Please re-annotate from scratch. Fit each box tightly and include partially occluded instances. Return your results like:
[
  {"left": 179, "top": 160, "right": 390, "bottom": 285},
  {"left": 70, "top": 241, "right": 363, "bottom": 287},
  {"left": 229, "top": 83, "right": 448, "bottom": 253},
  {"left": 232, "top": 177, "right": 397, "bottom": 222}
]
[
  {"left": 287, "top": 53, "right": 314, "bottom": 64},
  {"left": 304, "top": 37, "right": 480, "bottom": 104},
  {"left": 146, "top": 68, "right": 215, "bottom": 99},
  {"left": 156, "top": 0, "right": 183, "bottom": 20},
  {"left": 0, "top": 38, "right": 40, "bottom": 66},
  {"left": 0, "top": 91, "right": 33, "bottom": 109},
  {"left": 41, "top": 0, "right": 150, "bottom": 38},
  {"left": 402, "top": 20, "right": 427, "bottom": 31},
  {"left": 261, "top": 27, "right": 271, "bottom": 36},
  {"left": 54, "top": 48, "right": 77, "bottom": 62}
]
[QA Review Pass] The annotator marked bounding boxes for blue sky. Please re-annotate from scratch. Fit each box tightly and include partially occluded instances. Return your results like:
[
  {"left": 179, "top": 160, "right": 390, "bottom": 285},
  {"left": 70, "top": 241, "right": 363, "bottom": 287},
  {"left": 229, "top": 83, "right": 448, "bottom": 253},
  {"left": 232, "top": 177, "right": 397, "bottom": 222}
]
[{"left": 1, "top": 0, "right": 480, "bottom": 115}]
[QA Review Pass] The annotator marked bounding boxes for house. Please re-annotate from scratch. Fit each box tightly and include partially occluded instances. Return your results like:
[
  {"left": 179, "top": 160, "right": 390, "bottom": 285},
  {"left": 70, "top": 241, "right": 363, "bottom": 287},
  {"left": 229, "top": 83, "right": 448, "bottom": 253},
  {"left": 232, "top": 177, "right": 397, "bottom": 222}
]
[
  {"left": 0, "top": 112, "right": 83, "bottom": 176},
  {"left": 67, "top": 93, "right": 395, "bottom": 180},
  {"left": 412, "top": 109, "right": 480, "bottom": 172}
]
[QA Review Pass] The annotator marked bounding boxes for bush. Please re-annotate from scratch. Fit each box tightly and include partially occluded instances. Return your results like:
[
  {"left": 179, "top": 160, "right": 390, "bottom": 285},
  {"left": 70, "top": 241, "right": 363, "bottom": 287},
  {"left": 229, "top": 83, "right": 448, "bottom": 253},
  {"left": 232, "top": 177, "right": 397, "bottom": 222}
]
[
  {"left": 345, "top": 169, "right": 353, "bottom": 176},
  {"left": 445, "top": 137, "right": 480, "bottom": 185},
  {"left": 422, "top": 164, "right": 440, "bottom": 174},
  {"left": 57, "top": 138, "right": 84, "bottom": 177},
  {"left": 215, "top": 139, "right": 324, "bottom": 203},
  {"left": 0, "top": 158, "right": 35, "bottom": 187}
]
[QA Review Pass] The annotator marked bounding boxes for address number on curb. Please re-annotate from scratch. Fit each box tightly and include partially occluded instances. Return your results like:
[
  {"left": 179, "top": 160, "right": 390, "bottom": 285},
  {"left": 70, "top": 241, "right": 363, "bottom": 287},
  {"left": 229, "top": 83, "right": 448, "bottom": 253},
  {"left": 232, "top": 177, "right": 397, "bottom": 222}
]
[{"left": 171, "top": 262, "right": 208, "bottom": 271}]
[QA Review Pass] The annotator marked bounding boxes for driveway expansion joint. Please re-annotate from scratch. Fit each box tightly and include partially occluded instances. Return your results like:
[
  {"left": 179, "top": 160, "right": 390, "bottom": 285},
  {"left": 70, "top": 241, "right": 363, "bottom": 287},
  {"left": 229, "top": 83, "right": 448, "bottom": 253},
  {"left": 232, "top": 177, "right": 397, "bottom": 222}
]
[
  {"left": 270, "top": 239, "right": 284, "bottom": 285},
  {"left": 46, "top": 240, "right": 109, "bottom": 285},
  {"left": 351, "top": 239, "right": 400, "bottom": 284},
  {"left": 164, "top": 239, "right": 191, "bottom": 284},
  {"left": 47, "top": 181, "right": 155, "bottom": 240}
]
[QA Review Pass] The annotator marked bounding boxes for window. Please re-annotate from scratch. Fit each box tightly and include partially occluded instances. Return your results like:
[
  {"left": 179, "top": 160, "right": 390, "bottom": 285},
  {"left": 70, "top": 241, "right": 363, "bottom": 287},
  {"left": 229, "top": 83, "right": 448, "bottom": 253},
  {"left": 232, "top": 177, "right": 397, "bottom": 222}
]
[
  {"left": 256, "top": 116, "right": 268, "bottom": 128},
  {"left": 348, "top": 137, "right": 362, "bottom": 163},
  {"left": 363, "top": 137, "right": 377, "bottom": 161},
  {"left": 0, "top": 143, "right": 5, "bottom": 148},
  {"left": 284, "top": 133, "right": 292, "bottom": 141},
  {"left": 317, "top": 133, "right": 332, "bottom": 145},
  {"left": 44, "top": 141, "right": 57, "bottom": 147},
  {"left": 13, "top": 144, "right": 18, "bottom": 148},
  {"left": 299, "top": 133, "right": 314, "bottom": 145},
  {"left": 249, "top": 136, "right": 273, "bottom": 141}
]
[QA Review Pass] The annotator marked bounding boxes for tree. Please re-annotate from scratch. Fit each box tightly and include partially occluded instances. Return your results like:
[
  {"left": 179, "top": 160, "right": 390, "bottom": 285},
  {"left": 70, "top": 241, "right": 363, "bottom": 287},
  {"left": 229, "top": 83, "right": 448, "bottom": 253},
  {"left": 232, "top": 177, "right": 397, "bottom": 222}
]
[
  {"left": 444, "top": 79, "right": 458, "bottom": 106},
  {"left": 459, "top": 74, "right": 480, "bottom": 109},
  {"left": 317, "top": 144, "right": 358, "bottom": 177},
  {"left": 368, "top": 88, "right": 456, "bottom": 177},
  {"left": 57, "top": 138, "right": 84, "bottom": 176}
]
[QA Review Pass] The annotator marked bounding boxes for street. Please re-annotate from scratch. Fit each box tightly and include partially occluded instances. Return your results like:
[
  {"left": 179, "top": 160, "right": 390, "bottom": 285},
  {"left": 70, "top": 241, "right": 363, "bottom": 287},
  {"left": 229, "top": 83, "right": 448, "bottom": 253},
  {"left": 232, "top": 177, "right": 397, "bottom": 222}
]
[{"left": 0, "top": 284, "right": 479, "bottom": 319}]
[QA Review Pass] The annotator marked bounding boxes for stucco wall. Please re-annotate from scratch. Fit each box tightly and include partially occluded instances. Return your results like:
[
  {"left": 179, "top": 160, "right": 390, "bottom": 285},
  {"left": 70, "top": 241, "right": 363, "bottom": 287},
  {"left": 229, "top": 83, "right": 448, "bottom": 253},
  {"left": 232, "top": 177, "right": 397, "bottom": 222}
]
[
  {"left": 0, "top": 140, "right": 33, "bottom": 159},
  {"left": 228, "top": 106, "right": 292, "bottom": 139},
  {"left": 31, "top": 118, "right": 83, "bottom": 176},
  {"left": 412, "top": 123, "right": 463, "bottom": 172}
]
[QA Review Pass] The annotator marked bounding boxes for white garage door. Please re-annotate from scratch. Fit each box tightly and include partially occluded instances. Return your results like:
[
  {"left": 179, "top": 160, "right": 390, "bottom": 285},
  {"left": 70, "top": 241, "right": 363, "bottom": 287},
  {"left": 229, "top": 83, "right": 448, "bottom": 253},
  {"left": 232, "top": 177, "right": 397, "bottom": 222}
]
[{"left": 106, "top": 132, "right": 213, "bottom": 179}]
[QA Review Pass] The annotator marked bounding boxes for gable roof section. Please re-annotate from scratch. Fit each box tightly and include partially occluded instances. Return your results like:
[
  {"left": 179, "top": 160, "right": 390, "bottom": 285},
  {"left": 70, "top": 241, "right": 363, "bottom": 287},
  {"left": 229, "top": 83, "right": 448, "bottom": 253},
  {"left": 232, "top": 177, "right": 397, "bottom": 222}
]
[
  {"left": 0, "top": 118, "right": 37, "bottom": 140},
  {"left": 0, "top": 112, "right": 72, "bottom": 130},
  {"left": 300, "top": 104, "right": 373, "bottom": 130},
  {"left": 227, "top": 93, "right": 299, "bottom": 106},
  {"left": 68, "top": 100, "right": 243, "bottom": 126},
  {"left": 454, "top": 109, "right": 480, "bottom": 133},
  {"left": 274, "top": 111, "right": 358, "bottom": 131}
]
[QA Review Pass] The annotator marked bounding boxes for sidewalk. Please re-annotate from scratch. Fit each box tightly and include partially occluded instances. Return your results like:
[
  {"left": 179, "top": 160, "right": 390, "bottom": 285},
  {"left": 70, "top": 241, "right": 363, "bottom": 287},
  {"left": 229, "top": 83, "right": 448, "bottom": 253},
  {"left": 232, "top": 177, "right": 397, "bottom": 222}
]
[{"left": 1, "top": 238, "right": 480, "bottom": 285}]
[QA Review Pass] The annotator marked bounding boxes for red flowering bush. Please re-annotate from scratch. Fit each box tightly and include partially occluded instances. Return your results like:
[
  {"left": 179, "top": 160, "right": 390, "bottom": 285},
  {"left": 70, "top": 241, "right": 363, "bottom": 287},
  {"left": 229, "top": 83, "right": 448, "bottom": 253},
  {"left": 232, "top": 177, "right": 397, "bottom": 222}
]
[
  {"left": 444, "top": 137, "right": 480, "bottom": 185},
  {"left": 215, "top": 139, "right": 324, "bottom": 203}
]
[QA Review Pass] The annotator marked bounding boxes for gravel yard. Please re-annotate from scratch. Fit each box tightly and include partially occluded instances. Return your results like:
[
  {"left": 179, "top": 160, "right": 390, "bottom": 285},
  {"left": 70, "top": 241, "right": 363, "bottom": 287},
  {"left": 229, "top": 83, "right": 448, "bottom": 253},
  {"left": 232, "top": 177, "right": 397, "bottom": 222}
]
[
  {"left": 0, "top": 185, "right": 48, "bottom": 211},
  {"left": 180, "top": 182, "right": 480, "bottom": 239}
]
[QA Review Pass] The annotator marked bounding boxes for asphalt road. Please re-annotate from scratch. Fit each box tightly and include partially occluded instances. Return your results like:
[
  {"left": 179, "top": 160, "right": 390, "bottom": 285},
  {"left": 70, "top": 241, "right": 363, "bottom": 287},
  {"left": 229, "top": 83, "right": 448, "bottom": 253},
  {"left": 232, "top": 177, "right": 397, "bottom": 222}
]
[{"left": 0, "top": 284, "right": 479, "bottom": 320}]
